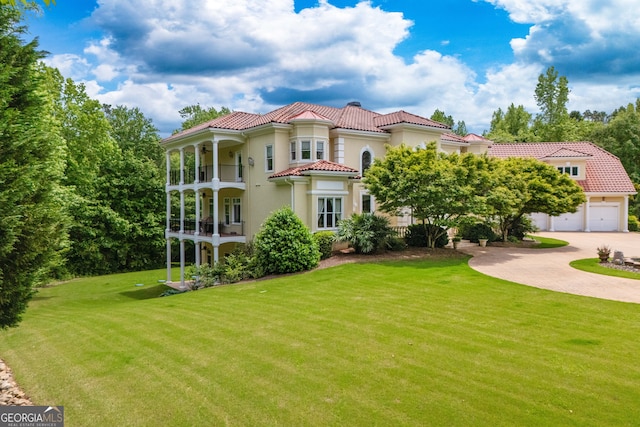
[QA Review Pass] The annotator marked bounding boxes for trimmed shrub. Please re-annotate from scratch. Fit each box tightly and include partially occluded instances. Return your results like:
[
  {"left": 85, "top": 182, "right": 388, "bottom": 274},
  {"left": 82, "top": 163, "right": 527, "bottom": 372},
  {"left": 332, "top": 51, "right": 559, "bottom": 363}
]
[
  {"left": 405, "top": 224, "right": 449, "bottom": 248},
  {"left": 254, "top": 207, "right": 320, "bottom": 275},
  {"left": 459, "top": 222, "right": 498, "bottom": 243},
  {"left": 629, "top": 215, "right": 639, "bottom": 232},
  {"left": 313, "top": 231, "right": 335, "bottom": 260},
  {"left": 508, "top": 215, "right": 536, "bottom": 240},
  {"left": 335, "top": 213, "right": 396, "bottom": 254}
]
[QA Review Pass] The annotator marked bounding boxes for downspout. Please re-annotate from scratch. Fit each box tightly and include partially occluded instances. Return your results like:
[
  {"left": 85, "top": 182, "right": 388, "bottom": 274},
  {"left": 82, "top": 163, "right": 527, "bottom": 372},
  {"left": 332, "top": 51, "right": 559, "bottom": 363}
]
[{"left": 286, "top": 178, "right": 295, "bottom": 211}]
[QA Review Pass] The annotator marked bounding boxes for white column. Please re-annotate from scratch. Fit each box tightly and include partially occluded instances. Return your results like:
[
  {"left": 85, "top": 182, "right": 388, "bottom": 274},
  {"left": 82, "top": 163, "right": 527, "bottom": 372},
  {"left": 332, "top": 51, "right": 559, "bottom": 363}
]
[
  {"left": 194, "top": 190, "right": 200, "bottom": 236},
  {"left": 624, "top": 195, "right": 630, "bottom": 232},
  {"left": 211, "top": 139, "right": 220, "bottom": 264},
  {"left": 179, "top": 148, "right": 185, "bottom": 185},
  {"left": 166, "top": 239, "right": 172, "bottom": 283},
  {"left": 179, "top": 191, "right": 185, "bottom": 233},
  {"left": 179, "top": 239, "right": 186, "bottom": 289},
  {"left": 194, "top": 144, "right": 201, "bottom": 184},
  {"left": 165, "top": 150, "right": 171, "bottom": 186},
  {"left": 549, "top": 215, "right": 555, "bottom": 232},
  {"left": 195, "top": 242, "right": 201, "bottom": 267},
  {"left": 584, "top": 197, "right": 591, "bottom": 232}
]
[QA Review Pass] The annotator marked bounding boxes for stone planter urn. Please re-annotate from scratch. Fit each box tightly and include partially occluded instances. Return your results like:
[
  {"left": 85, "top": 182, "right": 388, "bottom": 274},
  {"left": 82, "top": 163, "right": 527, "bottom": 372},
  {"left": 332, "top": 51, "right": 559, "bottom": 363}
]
[
  {"left": 597, "top": 245, "right": 611, "bottom": 263},
  {"left": 478, "top": 238, "right": 488, "bottom": 247}
]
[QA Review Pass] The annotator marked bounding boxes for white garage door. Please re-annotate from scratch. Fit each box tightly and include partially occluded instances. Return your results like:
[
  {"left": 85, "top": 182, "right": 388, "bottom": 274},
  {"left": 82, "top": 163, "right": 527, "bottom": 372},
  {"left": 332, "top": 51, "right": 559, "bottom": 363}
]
[
  {"left": 589, "top": 205, "right": 619, "bottom": 231},
  {"left": 529, "top": 212, "right": 548, "bottom": 231},
  {"left": 554, "top": 207, "right": 583, "bottom": 231}
]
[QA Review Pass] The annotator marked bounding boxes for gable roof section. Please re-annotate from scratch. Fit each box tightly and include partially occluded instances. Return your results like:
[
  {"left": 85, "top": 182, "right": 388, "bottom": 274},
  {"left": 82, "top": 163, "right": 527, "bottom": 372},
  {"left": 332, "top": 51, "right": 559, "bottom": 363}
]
[
  {"left": 163, "top": 102, "right": 449, "bottom": 143},
  {"left": 374, "top": 110, "right": 449, "bottom": 130},
  {"left": 542, "top": 148, "right": 592, "bottom": 159},
  {"left": 269, "top": 160, "right": 359, "bottom": 179},
  {"left": 489, "top": 142, "right": 636, "bottom": 194}
]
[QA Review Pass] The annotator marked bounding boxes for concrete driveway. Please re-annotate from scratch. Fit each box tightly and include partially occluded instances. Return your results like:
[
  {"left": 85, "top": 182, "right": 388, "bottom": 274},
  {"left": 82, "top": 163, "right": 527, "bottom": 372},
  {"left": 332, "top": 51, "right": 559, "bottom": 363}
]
[{"left": 460, "top": 232, "right": 640, "bottom": 304}]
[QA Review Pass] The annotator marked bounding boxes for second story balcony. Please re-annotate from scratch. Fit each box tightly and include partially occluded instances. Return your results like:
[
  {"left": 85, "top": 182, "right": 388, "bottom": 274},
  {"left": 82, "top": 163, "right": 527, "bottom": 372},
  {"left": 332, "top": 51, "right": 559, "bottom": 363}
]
[{"left": 169, "top": 164, "right": 245, "bottom": 186}]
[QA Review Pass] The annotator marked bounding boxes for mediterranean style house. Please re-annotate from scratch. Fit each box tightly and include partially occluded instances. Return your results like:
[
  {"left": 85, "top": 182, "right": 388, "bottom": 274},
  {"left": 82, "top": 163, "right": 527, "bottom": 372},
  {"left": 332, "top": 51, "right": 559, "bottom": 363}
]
[{"left": 161, "top": 101, "right": 636, "bottom": 285}]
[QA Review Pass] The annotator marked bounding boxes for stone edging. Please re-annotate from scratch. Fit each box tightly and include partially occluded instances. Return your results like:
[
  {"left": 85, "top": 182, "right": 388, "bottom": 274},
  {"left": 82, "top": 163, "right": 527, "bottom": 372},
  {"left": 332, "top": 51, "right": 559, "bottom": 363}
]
[{"left": 0, "top": 358, "right": 32, "bottom": 406}]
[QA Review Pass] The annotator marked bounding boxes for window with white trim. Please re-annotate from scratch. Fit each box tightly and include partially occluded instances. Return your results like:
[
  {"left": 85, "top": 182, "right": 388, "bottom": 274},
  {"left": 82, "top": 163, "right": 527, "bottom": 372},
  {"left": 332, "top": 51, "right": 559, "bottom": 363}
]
[
  {"left": 224, "top": 197, "right": 242, "bottom": 224},
  {"left": 265, "top": 145, "right": 273, "bottom": 172},
  {"left": 290, "top": 142, "right": 297, "bottom": 161},
  {"left": 557, "top": 166, "right": 579, "bottom": 176},
  {"left": 301, "top": 140, "right": 311, "bottom": 160},
  {"left": 317, "top": 197, "right": 342, "bottom": 229},
  {"left": 316, "top": 140, "right": 325, "bottom": 160}
]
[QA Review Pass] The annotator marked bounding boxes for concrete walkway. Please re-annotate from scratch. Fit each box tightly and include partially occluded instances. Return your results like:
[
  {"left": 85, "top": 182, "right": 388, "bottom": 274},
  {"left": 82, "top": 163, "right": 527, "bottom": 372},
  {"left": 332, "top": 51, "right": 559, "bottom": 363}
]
[{"left": 460, "top": 232, "right": 640, "bottom": 304}]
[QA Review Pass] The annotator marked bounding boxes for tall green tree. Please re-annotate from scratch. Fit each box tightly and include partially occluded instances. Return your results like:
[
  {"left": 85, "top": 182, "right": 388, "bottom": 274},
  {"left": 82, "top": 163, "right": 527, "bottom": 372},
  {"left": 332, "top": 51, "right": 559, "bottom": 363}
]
[
  {"left": 485, "top": 157, "right": 586, "bottom": 241},
  {"left": 430, "top": 109, "right": 454, "bottom": 128},
  {"left": 363, "top": 143, "right": 489, "bottom": 248},
  {"left": 102, "top": 105, "right": 166, "bottom": 271},
  {"left": 487, "top": 103, "right": 535, "bottom": 142},
  {"left": 532, "top": 66, "right": 583, "bottom": 141},
  {"left": 175, "top": 104, "right": 231, "bottom": 133},
  {"left": 0, "top": 6, "right": 66, "bottom": 328}
]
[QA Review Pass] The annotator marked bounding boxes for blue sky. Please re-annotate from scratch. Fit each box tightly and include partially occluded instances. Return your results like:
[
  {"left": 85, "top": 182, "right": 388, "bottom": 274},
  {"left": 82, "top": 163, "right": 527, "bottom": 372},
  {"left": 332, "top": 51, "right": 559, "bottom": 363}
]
[{"left": 24, "top": 0, "right": 640, "bottom": 136}]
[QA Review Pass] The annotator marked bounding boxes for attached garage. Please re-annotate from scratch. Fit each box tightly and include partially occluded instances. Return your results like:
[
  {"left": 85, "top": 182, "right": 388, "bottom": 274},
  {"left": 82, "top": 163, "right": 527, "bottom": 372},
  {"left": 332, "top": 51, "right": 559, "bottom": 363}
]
[
  {"left": 553, "top": 207, "right": 584, "bottom": 231},
  {"left": 530, "top": 212, "right": 549, "bottom": 231},
  {"left": 589, "top": 204, "right": 619, "bottom": 232}
]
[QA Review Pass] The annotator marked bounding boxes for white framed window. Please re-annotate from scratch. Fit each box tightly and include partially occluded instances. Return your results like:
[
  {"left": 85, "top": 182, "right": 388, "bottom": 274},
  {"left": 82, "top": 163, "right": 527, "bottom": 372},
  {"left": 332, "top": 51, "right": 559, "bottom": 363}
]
[
  {"left": 316, "top": 140, "right": 325, "bottom": 160},
  {"left": 224, "top": 197, "right": 242, "bottom": 224},
  {"left": 265, "top": 144, "right": 273, "bottom": 172},
  {"left": 290, "top": 141, "right": 297, "bottom": 161},
  {"left": 557, "top": 166, "right": 579, "bottom": 176},
  {"left": 301, "top": 140, "right": 311, "bottom": 160},
  {"left": 317, "top": 197, "right": 342, "bottom": 229}
]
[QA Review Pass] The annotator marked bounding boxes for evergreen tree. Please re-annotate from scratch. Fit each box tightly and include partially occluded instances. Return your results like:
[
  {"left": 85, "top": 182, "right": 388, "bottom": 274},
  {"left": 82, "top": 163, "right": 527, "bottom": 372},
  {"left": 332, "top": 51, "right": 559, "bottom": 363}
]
[{"left": 0, "top": 6, "right": 67, "bottom": 327}]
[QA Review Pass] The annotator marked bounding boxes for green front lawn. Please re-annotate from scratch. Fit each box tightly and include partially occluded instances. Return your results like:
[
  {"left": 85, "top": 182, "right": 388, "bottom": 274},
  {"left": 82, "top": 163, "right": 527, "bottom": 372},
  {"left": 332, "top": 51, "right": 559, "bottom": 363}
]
[
  {"left": 570, "top": 258, "right": 640, "bottom": 280},
  {"left": 529, "top": 235, "right": 569, "bottom": 248},
  {"left": 2, "top": 258, "right": 640, "bottom": 426}
]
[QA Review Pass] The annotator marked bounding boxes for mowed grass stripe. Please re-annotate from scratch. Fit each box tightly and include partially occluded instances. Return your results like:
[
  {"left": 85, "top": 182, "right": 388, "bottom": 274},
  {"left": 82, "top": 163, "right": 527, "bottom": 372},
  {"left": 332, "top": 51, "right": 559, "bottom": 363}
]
[{"left": 3, "top": 261, "right": 640, "bottom": 425}]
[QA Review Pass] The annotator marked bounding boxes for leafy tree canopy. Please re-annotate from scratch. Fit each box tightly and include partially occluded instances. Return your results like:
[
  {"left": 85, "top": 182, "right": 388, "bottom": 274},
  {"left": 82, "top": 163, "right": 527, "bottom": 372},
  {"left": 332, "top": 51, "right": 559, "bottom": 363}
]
[
  {"left": 484, "top": 157, "right": 586, "bottom": 241},
  {"left": 175, "top": 104, "right": 231, "bottom": 134},
  {"left": 363, "top": 142, "right": 490, "bottom": 247}
]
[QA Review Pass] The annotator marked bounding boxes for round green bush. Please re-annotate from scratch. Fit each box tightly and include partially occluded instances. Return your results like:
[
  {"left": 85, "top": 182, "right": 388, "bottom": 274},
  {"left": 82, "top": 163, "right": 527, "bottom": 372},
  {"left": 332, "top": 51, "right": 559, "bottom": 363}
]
[
  {"left": 459, "top": 222, "right": 497, "bottom": 243},
  {"left": 313, "top": 231, "right": 335, "bottom": 260},
  {"left": 254, "top": 207, "right": 320, "bottom": 275}
]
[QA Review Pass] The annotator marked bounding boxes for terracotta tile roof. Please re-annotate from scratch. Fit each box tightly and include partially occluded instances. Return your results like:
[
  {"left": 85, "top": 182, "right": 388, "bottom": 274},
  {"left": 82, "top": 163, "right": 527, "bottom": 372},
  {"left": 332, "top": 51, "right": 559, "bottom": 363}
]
[
  {"left": 542, "top": 148, "right": 591, "bottom": 158},
  {"left": 374, "top": 110, "right": 450, "bottom": 129},
  {"left": 289, "top": 110, "right": 332, "bottom": 121},
  {"left": 440, "top": 132, "right": 466, "bottom": 143},
  {"left": 163, "top": 102, "right": 449, "bottom": 143},
  {"left": 463, "top": 133, "right": 492, "bottom": 143},
  {"left": 269, "top": 160, "right": 359, "bottom": 179},
  {"left": 489, "top": 142, "right": 636, "bottom": 194}
]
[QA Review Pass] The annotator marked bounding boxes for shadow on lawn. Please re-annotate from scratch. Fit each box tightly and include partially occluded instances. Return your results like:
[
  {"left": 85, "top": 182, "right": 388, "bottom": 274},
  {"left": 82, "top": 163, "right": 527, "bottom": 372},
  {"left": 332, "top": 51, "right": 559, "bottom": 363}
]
[{"left": 120, "top": 284, "right": 171, "bottom": 300}]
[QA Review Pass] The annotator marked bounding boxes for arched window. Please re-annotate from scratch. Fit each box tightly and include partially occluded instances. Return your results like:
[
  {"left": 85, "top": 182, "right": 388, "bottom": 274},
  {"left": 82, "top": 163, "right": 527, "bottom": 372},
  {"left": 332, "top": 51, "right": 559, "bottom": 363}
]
[{"left": 361, "top": 149, "right": 372, "bottom": 175}]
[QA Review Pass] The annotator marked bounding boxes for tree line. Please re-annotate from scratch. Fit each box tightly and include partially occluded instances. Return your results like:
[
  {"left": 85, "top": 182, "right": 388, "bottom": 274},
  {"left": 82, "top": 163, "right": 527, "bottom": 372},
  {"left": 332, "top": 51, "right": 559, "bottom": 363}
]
[
  {"left": 443, "top": 66, "right": 640, "bottom": 219},
  {"left": 2, "top": 4, "right": 640, "bottom": 328}
]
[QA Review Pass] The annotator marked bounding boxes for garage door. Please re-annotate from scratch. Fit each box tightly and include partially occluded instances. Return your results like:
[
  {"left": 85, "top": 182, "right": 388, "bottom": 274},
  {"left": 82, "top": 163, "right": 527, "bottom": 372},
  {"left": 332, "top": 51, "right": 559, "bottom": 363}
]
[
  {"left": 554, "top": 208, "right": 583, "bottom": 231},
  {"left": 589, "top": 205, "right": 619, "bottom": 231},
  {"left": 529, "top": 212, "right": 548, "bottom": 231}
]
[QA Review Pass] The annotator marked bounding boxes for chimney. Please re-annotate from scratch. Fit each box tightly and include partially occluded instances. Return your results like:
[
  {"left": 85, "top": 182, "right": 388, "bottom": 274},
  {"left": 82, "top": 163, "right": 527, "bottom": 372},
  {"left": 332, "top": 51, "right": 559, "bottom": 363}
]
[{"left": 346, "top": 101, "right": 361, "bottom": 107}]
